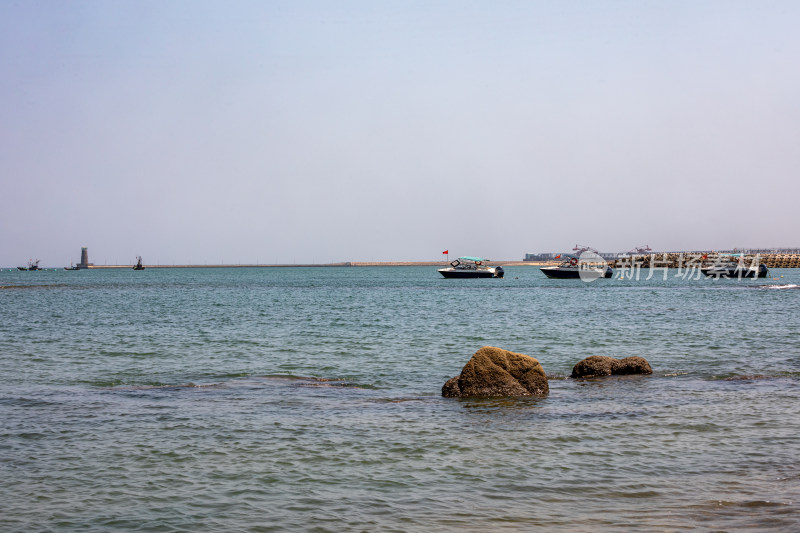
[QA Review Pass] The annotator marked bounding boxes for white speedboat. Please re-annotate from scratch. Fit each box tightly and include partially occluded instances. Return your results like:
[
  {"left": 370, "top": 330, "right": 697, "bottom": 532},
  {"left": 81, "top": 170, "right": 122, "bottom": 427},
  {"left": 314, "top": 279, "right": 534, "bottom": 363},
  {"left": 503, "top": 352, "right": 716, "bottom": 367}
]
[
  {"left": 540, "top": 245, "right": 612, "bottom": 280},
  {"left": 438, "top": 257, "right": 504, "bottom": 278},
  {"left": 540, "top": 259, "right": 613, "bottom": 279}
]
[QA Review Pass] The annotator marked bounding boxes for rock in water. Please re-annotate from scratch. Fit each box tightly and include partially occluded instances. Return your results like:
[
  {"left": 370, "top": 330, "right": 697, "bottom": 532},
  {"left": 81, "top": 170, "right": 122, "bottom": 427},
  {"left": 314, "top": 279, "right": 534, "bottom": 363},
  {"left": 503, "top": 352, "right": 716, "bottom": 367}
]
[
  {"left": 614, "top": 356, "right": 652, "bottom": 375},
  {"left": 571, "top": 356, "right": 652, "bottom": 378},
  {"left": 442, "top": 376, "right": 461, "bottom": 397},
  {"left": 442, "top": 346, "right": 549, "bottom": 398},
  {"left": 571, "top": 356, "right": 616, "bottom": 378}
]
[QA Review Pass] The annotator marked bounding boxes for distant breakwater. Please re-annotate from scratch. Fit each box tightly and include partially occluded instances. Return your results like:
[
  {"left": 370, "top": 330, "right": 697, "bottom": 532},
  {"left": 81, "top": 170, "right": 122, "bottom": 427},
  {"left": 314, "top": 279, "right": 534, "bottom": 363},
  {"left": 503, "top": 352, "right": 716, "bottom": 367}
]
[{"left": 606, "top": 253, "right": 800, "bottom": 269}]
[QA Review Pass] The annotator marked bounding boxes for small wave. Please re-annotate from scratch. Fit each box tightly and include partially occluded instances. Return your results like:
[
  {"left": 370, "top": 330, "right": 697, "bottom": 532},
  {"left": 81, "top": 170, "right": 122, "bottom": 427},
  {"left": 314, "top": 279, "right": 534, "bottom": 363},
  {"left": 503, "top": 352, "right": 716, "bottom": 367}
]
[
  {"left": 369, "top": 397, "right": 427, "bottom": 403},
  {"left": 296, "top": 379, "right": 379, "bottom": 390},
  {"left": 0, "top": 283, "right": 69, "bottom": 290},
  {"left": 711, "top": 499, "right": 792, "bottom": 509},
  {"left": 758, "top": 284, "right": 800, "bottom": 290},
  {"left": 111, "top": 382, "right": 224, "bottom": 391},
  {"left": 722, "top": 374, "right": 772, "bottom": 381},
  {"left": 0, "top": 396, "right": 61, "bottom": 408},
  {"left": 254, "top": 374, "right": 379, "bottom": 389},
  {"left": 714, "top": 373, "right": 800, "bottom": 382},
  {"left": 93, "top": 374, "right": 377, "bottom": 391},
  {"left": 258, "top": 373, "right": 323, "bottom": 382}
]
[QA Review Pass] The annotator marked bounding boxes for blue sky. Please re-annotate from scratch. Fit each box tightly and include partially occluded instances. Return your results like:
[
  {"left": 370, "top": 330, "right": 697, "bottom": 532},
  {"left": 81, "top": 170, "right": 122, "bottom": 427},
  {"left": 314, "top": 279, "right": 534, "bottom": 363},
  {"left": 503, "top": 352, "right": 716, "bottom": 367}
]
[{"left": 2, "top": 1, "right": 798, "bottom": 266}]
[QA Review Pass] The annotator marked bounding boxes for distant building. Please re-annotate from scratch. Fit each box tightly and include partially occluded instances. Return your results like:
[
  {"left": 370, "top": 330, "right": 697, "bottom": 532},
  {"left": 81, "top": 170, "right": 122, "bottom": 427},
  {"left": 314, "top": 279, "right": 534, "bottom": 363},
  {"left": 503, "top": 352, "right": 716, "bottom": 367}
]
[
  {"left": 524, "top": 251, "right": 623, "bottom": 261},
  {"left": 523, "top": 253, "right": 559, "bottom": 261}
]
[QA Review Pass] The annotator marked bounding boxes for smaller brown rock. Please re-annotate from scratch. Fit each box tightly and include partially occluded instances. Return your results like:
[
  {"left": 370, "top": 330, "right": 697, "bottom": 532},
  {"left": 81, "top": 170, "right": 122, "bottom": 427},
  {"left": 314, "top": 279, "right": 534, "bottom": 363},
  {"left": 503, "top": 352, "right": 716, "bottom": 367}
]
[
  {"left": 614, "top": 356, "right": 652, "bottom": 375},
  {"left": 571, "top": 355, "right": 652, "bottom": 378},
  {"left": 571, "top": 356, "right": 616, "bottom": 378}
]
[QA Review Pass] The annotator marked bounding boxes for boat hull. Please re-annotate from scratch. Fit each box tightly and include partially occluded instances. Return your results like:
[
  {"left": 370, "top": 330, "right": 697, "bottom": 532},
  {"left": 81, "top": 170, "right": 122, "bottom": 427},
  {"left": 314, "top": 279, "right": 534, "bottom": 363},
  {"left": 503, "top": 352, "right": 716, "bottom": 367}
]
[
  {"left": 540, "top": 266, "right": 612, "bottom": 279},
  {"left": 438, "top": 267, "right": 503, "bottom": 279},
  {"left": 701, "top": 264, "right": 769, "bottom": 279}
]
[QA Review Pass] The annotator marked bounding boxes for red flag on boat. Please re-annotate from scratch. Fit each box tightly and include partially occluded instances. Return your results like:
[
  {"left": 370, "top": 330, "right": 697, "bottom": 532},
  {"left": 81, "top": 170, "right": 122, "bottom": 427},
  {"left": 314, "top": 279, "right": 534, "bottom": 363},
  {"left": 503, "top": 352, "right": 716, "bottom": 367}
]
[{"left": 442, "top": 250, "right": 448, "bottom": 254}]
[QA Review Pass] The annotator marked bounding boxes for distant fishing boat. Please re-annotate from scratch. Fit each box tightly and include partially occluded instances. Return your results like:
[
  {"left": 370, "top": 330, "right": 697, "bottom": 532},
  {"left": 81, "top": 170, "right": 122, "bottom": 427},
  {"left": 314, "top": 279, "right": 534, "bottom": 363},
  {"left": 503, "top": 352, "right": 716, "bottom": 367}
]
[
  {"left": 64, "top": 262, "right": 80, "bottom": 271},
  {"left": 17, "top": 259, "right": 41, "bottom": 271},
  {"left": 438, "top": 257, "right": 504, "bottom": 278},
  {"left": 133, "top": 256, "right": 145, "bottom": 271}
]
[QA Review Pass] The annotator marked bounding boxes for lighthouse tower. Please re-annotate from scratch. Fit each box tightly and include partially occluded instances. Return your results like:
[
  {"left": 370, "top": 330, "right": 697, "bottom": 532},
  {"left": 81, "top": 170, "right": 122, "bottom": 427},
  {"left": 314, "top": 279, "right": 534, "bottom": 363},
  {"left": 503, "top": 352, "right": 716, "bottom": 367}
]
[{"left": 78, "top": 247, "right": 90, "bottom": 269}]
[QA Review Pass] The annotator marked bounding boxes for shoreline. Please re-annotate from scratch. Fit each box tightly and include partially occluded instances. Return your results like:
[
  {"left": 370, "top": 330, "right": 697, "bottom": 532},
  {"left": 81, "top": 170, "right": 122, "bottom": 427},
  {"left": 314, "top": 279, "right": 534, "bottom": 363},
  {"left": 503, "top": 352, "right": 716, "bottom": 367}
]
[
  {"left": 2, "top": 261, "right": 543, "bottom": 270},
  {"left": 79, "top": 261, "right": 546, "bottom": 269}
]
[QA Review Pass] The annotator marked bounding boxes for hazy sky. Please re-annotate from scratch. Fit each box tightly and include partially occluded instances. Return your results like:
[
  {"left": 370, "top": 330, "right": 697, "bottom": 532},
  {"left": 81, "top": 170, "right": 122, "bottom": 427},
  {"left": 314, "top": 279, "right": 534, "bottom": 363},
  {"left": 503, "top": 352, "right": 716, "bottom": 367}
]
[{"left": 2, "top": 1, "right": 799, "bottom": 266}]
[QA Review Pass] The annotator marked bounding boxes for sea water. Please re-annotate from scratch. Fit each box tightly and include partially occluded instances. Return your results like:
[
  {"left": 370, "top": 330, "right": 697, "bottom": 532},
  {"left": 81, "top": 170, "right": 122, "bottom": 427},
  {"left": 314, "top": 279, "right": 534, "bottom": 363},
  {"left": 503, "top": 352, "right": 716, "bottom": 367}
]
[{"left": 1, "top": 266, "right": 798, "bottom": 531}]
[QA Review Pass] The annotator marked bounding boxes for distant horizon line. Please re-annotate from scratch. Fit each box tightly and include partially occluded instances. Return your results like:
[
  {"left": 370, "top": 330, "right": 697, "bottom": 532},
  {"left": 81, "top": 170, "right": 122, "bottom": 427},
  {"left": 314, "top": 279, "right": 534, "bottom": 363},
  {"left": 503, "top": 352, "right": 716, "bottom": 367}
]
[
  {"left": 3, "top": 261, "right": 533, "bottom": 270},
  {"left": 5, "top": 247, "right": 800, "bottom": 270}
]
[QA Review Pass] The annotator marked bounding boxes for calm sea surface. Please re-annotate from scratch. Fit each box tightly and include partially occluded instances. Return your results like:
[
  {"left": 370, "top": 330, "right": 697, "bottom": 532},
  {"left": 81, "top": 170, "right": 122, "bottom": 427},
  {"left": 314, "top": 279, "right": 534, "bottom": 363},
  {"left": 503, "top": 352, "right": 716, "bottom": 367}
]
[{"left": 1, "top": 266, "right": 799, "bottom": 531}]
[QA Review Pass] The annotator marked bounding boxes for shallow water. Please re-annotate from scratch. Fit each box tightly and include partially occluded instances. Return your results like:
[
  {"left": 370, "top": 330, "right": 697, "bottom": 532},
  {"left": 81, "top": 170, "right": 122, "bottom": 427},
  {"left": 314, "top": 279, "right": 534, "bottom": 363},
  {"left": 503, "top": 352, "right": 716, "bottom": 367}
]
[{"left": 1, "top": 266, "right": 799, "bottom": 531}]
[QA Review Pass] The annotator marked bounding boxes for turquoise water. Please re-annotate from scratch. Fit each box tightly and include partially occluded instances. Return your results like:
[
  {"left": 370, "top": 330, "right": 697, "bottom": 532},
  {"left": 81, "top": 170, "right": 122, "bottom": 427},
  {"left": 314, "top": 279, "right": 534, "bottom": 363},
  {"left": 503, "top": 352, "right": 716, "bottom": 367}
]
[{"left": 1, "top": 266, "right": 799, "bottom": 531}]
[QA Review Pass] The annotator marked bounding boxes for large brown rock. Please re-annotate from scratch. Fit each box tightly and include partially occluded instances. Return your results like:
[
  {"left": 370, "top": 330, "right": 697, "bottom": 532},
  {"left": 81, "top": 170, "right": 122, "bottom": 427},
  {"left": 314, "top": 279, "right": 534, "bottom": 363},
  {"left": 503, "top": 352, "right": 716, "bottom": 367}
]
[
  {"left": 442, "top": 346, "right": 549, "bottom": 398},
  {"left": 571, "top": 356, "right": 652, "bottom": 378}
]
